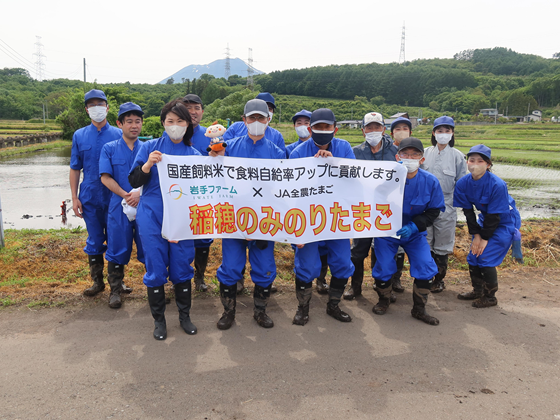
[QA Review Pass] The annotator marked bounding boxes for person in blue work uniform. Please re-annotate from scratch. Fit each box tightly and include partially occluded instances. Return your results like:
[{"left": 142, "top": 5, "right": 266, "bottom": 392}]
[
  {"left": 454, "top": 144, "right": 516, "bottom": 308},
  {"left": 286, "top": 109, "right": 330, "bottom": 294},
  {"left": 421, "top": 116, "right": 467, "bottom": 293},
  {"left": 70, "top": 89, "right": 130, "bottom": 297},
  {"left": 390, "top": 116, "right": 413, "bottom": 148},
  {"left": 128, "top": 99, "right": 200, "bottom": 340},
  {"left": 345, "top": 112, "right": 404, "bottom": 301},
  {"left": 99, "top": 102, "right": 145, "bottom": 309},
  {"left": 222, "top": 92, "right": 286, "bottom": 153},
  {"left": 290, "top": 108, "right": 356, "bottom": 325},
  {"left": 183, "top": 94, "right": 212, "bottom": 292},
  {"left": 372, "top": 137, "right": 445, "bottom": 326},
  {"left": 208, "top": 99, "right": 285, "bottom": 330}
]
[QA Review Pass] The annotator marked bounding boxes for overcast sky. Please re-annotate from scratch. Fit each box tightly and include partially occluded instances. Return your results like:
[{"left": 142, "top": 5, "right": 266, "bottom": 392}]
[{"left": 1, "top": 0, "right": 559, "bottom": 85}]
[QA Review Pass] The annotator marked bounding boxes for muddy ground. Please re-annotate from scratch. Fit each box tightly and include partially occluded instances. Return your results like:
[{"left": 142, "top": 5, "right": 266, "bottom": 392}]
[{"left": 1, "top": 268, "right": 560, "bottom": 419}]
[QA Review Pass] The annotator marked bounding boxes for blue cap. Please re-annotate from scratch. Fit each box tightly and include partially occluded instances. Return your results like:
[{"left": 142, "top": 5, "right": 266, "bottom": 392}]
[
  {"left": 310, "top": 108, "right": 336, "bottom": 127},
  {"left": 292, "top": 109, "right": 312, "bottom": 123},
  {"left": 391, "top": 116, "right": 412, "bottom": 131},
  {"left": 84, "top": 89, "right": 107, "bottom": 104},
  {"left": 433, "top": 115, "right": 455, "bottom": 130},
  {"left": 467, "top": 144, "right": 491, "bottom": 160},
  {"left": 256, "top": 92, "right": 276, "bottom": 109},
  {"left": 118, "top": 102, "right": 144, "bottom": 118}
]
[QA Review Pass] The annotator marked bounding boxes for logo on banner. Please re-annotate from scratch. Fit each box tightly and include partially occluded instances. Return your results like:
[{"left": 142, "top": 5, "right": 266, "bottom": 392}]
[{"left": 169, "top": 184, "right": 184, "bottom": 200}]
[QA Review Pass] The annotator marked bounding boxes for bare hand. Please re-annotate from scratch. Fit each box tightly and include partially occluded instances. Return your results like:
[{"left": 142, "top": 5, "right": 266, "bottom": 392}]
[
  {"left": 471, "top": 234, "right": 488, "bottom": 257},
  {"left": 296, "top": 244, "right": 304, "bottom": 249},
  {"left": 314, "top": 150, "right": 332, "bottom": 158},
  {"left": 168, "top": 240, "right": 179, "bottom": 244},
  {"left": 208, "top": 149, "right": 225, "bottom": 157},
  {"left": 72, "top": 198, "right": 83, "bottom": 218},
  {"left": 125, "top": 190, "right": 140, "bottom": 207},
  {"left": 143, "top": 151, "right": 163, "bottom": 172}
]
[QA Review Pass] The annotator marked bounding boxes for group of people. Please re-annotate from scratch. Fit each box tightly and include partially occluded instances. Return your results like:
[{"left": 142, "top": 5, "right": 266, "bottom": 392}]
[{"left": 70, "top": 90, "right": 521, "bottom": 341}]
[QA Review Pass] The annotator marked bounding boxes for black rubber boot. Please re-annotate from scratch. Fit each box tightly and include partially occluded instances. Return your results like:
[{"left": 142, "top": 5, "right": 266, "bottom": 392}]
[
  {"left": 236, "top": 266, "right": 246, "bottom": 295},
  {"left": 253, "top": 284, "right": 274, "bottom": 328},
  {"left": 193, "top": 248, "right": 209, "bottom": 292},
  {"left": 430, "top": 253, "right": 448, "bottom": 293},
  {"left": 147, "top": 285, "right": 167, "bottom": 340},
  {"left": 107, "top": 262, "right": 124, "bottom": 309},
  {"left": 411, "top": 281, "right": 439, "bottom": 325},
  {"left": 391, "top": 253, "right": 406, "bottom": 293},
  {"left": 372, "top": 279, "right": 392, "bottom": 315},
  {"left": 83, "top": 254, "right": 105, "bottom": 296},
  {"left": 315, "top": 254, "right": 329, "bottom": 294},
  {"left": 217, "top": 283, "right": 237, "bottom": 330},
  {"left": 472, "top": 266, "right": 498, "bottom": 308},
  {"left": 458, "top": 265, "right": 484, "bottom": 300},
  {"left": 293, "top": 279, "right": 312, "bottom": 326},
  {"left": 175, "top": 281, "right": 197, "bottom": 335},
  {"left": 344, "top": 257, "right": 363, "bottom": 300},
  {"left": 327, "top": 277, "right": 352, "bottom": 322}
]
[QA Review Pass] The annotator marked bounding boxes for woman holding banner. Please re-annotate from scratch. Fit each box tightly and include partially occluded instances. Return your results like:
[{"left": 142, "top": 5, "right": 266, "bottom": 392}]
[{"left": 129, "top": 99, "right": 200, "bottom": 341}]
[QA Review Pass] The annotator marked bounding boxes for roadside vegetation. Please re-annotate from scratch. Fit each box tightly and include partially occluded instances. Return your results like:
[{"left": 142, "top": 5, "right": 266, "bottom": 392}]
[{"left": 1, "top": 220, "right": 559, "bottom": 308}]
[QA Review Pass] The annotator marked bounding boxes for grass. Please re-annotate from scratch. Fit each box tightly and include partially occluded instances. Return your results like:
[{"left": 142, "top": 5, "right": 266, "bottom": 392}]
[
  {"left": 1, "top": 220, "right": 560, "bottom": 308},
  {"left": 0, "top": 140, "right": 71, "bottom": 158},
  {"left": 273, "top": 122, "right": 560, "bottom": 168}
]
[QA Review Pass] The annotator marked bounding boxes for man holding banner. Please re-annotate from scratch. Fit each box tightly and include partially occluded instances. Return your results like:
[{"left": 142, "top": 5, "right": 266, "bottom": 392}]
[
  {"left": 290, "top": 108, "right": 356, "bottom": 325},
  {"left": 209, "top": 99, "right": 285, "bottom": 330}
]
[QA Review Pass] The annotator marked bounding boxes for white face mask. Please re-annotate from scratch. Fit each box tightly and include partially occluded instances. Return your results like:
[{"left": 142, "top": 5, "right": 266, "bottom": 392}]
[
  {"left": 295, "top": 125, "right": 310, "bottom": 139},
  {"left": 268, "top": 111, "right": 274, "bottom": 121},
  {"left": 393, "top": 131, "right": 409, "bottom": 144},
  {"left": 435, "top": 133, "right": 453, "bottom": 145},
  {"left": 247, "top": 121, "right": 268, "bottom": 136},
  {"left": 365, "top": 132, "right": 383, "bottom": 147},
  {"left": 468, "top": 164, "right": 487, "bottom": 178},
  {"left": 400, "top": 158, "right": 421, "bottom": 173},
  {"left": 88, "top": 106, "right": 108, "bottom": 123},
  {"left": 165, "top": 125, "right": 187, "bottom": 140}
]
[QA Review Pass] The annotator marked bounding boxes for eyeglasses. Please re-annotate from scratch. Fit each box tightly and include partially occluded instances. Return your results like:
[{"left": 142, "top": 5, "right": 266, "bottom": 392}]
[
  {"left": 246, "top": 115, "right": 268, "bottom": 123},
  {"left": 399, "top": 152, "right": 423, "bottom": 159},
  {"left": 86, "top": 102, "right": 106, "bottom": 108}
]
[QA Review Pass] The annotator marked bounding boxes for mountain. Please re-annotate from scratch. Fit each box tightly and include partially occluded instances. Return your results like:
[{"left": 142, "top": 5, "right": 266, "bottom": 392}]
[{"left": 158, "top": 58, "right": 263, "bottom": 84}]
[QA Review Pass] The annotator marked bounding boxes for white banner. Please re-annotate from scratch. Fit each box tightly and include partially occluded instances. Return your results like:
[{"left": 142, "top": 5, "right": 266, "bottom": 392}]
[{"left": 157, "top": 155, "right": 406, "bottom": 244}]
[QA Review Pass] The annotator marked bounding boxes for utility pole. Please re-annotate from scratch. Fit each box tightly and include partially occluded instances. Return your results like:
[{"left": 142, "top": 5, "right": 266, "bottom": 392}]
[
  {"left": 278, "top": 104, "right": 281, "bottom": 123},
  {"left": 42, "top": 103, "right": 46, "bottom": 124},
  {"left": 495, "top": 102, "right": 498, "bottom": 124},
  {"left": 527, "top": 103, "right": 531, "bottom": 120},
  {"left": 33, "top": 36, "right": 46, "bottom": 81},
  {"left": 0, "top": 192, "right": 5, "bottom": 249},
  {"left": 83, "top": 58, "right": 86, "bottom": 83},
  {"left": 247, "top": 48, "right": 254, "bottom": 91}
]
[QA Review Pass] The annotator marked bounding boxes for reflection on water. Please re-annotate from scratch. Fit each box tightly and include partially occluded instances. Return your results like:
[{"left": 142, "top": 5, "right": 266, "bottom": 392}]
[
  {"left": 0, "top": 146, "right": 86, "bottom": 230},
  {"left": 1, "top": 149, "right": 560, "bottom": 230}
]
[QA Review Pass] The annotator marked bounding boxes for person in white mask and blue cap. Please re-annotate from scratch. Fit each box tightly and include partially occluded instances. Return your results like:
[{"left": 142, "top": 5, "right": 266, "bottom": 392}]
[{"left": 421, "top": 116, "right": 467, "bottom": 293}]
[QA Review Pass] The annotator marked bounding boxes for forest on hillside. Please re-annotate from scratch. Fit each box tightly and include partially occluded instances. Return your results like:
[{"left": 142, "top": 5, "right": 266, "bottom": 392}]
[{"left": 1, "top": 47, "right": 559, "bottom": 126}]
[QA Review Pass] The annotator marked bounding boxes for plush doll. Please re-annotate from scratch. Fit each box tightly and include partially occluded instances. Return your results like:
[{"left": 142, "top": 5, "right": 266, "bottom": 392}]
[{"left": 204, "top": 122, "right": 227, "bottom": 153}]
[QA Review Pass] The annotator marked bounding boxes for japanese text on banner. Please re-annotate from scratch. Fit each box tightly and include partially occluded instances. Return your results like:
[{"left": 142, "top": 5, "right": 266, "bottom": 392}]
[{"left": 157, "top": 155, "right": 406, "bottom": 244}]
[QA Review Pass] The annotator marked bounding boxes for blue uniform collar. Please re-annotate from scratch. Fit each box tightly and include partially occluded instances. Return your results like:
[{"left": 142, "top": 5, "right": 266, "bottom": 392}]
[{"left": 90, "top": 121, "right": 110, "bottom": 132}]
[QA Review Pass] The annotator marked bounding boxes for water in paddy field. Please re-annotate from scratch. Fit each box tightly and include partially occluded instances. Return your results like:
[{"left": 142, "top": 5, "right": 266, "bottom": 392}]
[
  {"left": 0, "top": 146, "right": 86, "bottom": 230},
  {"left": 1, "top": 148, "right": 560, "bottom": 230}
]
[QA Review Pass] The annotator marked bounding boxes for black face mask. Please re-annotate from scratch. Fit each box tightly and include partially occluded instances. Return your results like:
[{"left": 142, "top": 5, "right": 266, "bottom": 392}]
[{"left": 311, "top": 129, "right": 334, "bottom": 146}]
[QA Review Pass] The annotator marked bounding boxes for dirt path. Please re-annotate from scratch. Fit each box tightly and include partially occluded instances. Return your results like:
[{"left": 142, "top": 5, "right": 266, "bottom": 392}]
[{"left": 1, "top": 268, "right": 560, "bottom": 420}]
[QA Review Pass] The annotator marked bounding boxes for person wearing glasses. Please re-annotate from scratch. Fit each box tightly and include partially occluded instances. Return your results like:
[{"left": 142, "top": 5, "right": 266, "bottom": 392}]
[
  {"left": 70, "top": 89, "right": 132, "bottom": 299},
  {"left": 421, "top": 116, "right": 467, "bottom": 293},
  {"left": 371, "top": 137, "right": 445, "bottom": 325},
  {"left": 208, "top": 99, "right": 285, "bottom": 330}
]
